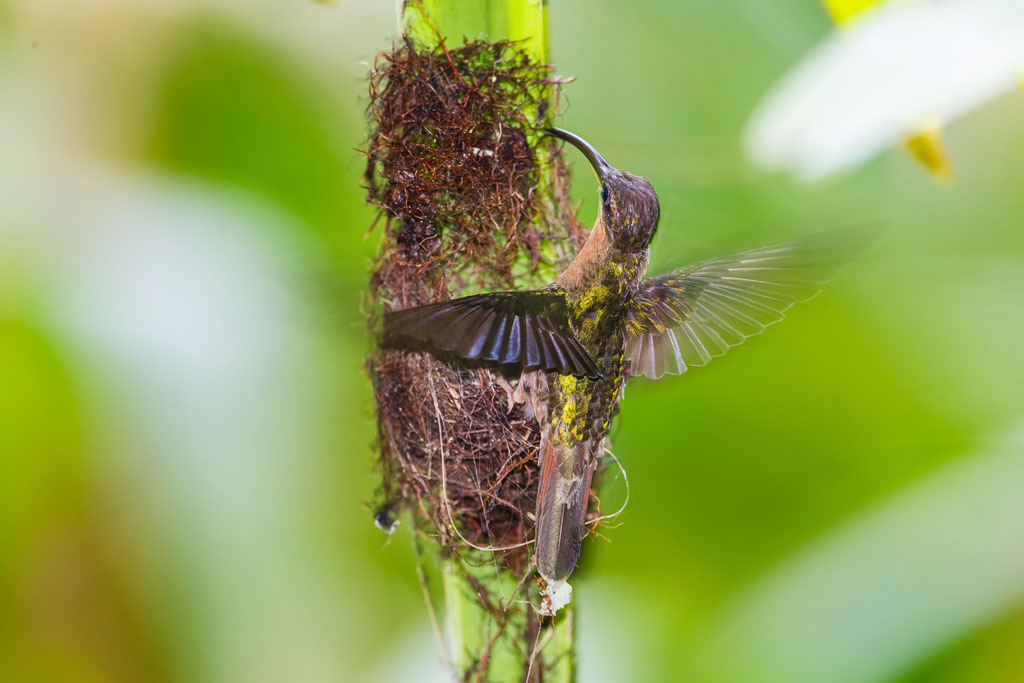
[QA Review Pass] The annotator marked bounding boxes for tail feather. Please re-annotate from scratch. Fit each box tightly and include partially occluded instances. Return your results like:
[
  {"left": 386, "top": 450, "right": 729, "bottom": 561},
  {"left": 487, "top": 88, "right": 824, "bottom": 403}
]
[{"left": 535, "top": 439, "right": 596, "bottom": 583}]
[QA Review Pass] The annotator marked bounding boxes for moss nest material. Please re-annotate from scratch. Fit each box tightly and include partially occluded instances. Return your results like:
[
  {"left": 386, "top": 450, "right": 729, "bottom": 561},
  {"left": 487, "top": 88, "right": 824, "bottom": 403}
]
[{"left": 365, "top": 38, "right": 583, "bottom": 576}]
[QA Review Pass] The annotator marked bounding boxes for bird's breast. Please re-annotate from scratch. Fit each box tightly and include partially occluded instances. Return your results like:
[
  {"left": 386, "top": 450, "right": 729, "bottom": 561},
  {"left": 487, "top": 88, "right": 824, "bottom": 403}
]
[{"left": 544, "top": 255, "right": 645, "bottom": 447}]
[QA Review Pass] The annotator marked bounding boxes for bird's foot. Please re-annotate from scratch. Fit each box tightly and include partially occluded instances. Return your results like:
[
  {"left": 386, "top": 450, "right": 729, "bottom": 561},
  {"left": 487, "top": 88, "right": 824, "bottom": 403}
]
[{"left": 494, "top": 377, "right": 520, "bottom": 414}]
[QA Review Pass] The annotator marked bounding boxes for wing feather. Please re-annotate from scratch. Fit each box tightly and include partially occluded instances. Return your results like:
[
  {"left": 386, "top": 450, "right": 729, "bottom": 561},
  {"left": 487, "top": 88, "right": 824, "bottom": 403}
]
[
  {"left": 626, "top": 226, "right": 877, "bottom": 379},
  {"left": 383, "top": 290, "right": 602, "bottom": 379}
]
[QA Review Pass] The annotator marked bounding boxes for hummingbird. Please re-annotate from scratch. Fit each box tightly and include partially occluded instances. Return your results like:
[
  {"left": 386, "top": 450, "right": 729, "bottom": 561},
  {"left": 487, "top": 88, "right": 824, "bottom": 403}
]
[{"left": 382, "top": 128, "right": 871, "bottom": 585}]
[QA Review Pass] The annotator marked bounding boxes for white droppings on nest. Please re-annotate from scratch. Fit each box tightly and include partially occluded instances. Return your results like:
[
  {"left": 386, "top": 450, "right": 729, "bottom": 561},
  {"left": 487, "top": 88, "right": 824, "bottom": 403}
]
[{"left": 538, "top": 579, "right": 573, "bottom": 616}]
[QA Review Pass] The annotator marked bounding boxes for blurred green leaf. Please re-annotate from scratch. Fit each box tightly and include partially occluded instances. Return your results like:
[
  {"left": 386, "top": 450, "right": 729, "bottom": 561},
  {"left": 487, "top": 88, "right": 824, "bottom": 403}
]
[{"left": 148, "top": 20, "right": 377, "bottom": 271}]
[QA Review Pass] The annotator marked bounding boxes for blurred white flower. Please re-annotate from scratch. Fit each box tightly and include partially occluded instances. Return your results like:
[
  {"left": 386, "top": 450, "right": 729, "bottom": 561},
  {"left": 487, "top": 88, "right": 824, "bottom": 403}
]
[{"left": 745, "top": 0, "right": 1024, "bottom": 181}]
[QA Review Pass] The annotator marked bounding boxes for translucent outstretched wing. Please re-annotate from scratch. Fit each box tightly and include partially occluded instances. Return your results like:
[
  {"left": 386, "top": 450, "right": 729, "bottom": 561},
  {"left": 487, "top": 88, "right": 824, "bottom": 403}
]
[
  {"left": 383, "top": 290, "right": 602, "bottom": 379},
  {"left": 626, "top": 226, "right": 876, "bottom": 379}
]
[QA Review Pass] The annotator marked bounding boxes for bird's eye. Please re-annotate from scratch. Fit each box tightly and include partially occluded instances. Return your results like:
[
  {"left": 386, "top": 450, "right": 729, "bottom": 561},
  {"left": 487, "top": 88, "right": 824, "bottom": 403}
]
[{"left": 600, "top": 186, "right": 610, "bottom": 204}]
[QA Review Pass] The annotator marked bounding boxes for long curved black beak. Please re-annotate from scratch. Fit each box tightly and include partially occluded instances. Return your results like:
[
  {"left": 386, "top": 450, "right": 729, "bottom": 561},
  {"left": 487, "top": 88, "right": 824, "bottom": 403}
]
[{"left": 546, "top": 128, "right": 613, "bottom": 181}]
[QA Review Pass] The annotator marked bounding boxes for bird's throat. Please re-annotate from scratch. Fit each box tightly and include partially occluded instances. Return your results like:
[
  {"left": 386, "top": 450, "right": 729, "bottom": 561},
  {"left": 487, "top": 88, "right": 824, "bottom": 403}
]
[{"left": 556, "top": 215, "right": 613, "bottom": 291}]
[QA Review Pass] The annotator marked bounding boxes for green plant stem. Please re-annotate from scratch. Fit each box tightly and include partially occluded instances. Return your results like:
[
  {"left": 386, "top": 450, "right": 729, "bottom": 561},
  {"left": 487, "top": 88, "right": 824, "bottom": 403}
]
[
  {"left": 400, "top": 2, "right": 575, "bottom": 682},
  {"left": 405, "top": 0, "right": 548, "bottom": 63}
]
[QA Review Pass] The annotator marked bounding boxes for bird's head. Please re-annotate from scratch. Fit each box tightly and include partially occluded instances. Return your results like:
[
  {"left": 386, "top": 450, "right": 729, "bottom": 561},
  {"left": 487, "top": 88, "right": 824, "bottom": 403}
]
[{"left": 548, "top": 127, "right": 660, "bottom": 253}]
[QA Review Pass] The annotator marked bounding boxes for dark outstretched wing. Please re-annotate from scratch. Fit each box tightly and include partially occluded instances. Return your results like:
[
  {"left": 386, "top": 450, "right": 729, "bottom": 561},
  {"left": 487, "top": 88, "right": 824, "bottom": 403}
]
[
  {"left": 383, "top": 290, "right": 602, "bottom": 379},
  {"left": 626, "top": 226, "right": 877, "bottom": 379}
]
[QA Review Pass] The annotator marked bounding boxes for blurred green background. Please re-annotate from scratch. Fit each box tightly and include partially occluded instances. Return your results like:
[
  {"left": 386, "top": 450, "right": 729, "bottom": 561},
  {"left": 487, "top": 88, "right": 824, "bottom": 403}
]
[{"left": 3, "top": 1, "right": 1024, "bottom": 681}]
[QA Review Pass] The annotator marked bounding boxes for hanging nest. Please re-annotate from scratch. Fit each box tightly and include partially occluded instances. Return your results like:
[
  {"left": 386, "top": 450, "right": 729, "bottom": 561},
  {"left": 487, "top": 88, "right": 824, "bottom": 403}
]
[{"left": 364, "top": 37, "right": 584, "bottom": 576}]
